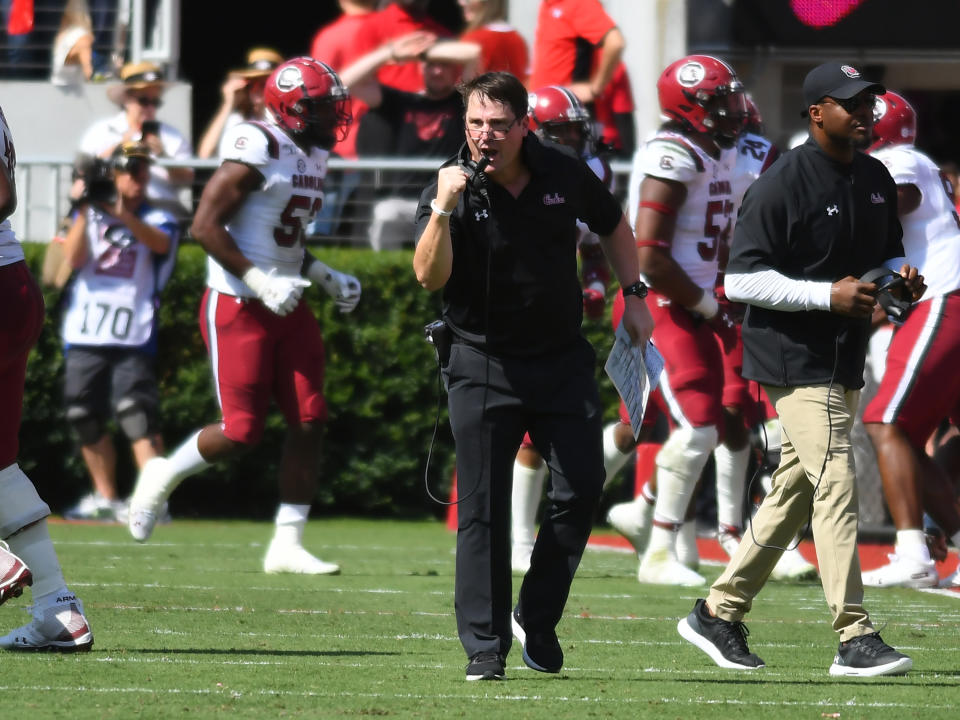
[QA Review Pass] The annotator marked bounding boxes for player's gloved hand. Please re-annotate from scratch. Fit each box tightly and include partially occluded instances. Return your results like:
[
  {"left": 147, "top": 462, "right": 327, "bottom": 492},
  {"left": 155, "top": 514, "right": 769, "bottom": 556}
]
[
  {"left": 308, "top": 260, "right": 362, "bottom": 313},
  {"left": 242, "top": 266, "right": 310, "bottom": 316},
  {"left": 582, "top": 283, "right": 606, "bottom": 320}
]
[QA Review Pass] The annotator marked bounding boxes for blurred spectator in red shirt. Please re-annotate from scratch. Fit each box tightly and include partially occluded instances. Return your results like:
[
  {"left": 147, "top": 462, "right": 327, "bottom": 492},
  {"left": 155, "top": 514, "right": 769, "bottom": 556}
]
[
  {"left": 458, "top": 0, "right": 528, "bottom": 82},
  {"left": 530, "top": 0, "right": 624, "bottom": 105},
  {"left": 354, "top": 0, "right": 451, "bottom": 94},
  {"left": 310, "top": 0, "right": 379, "bottom": 161},
  {"left": 592, "top": 60, "right": 635, "bottom": 159}
]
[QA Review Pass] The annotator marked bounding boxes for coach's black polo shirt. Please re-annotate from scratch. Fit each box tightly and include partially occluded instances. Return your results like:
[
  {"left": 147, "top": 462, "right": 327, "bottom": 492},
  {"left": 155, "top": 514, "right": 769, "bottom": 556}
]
[
  {"left": 415, "top": 134, "right": 623, "bottom": 356},
  {"left": 728, "top": 136, "right": 904, "bottom": 390}
]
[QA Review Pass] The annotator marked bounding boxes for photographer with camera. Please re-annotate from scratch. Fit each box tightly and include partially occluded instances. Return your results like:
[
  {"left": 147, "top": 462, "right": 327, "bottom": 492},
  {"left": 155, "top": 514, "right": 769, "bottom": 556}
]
[
  {"left": 59, "top": 142, "right": 179, "bottom": 522},
  {"left": 413, "top": 72, "right": 652, "bottom": 681}
]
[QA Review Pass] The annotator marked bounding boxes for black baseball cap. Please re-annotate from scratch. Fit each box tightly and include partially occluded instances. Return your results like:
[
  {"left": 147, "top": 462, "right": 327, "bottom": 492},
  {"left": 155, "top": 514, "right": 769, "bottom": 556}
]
[{"left": 800, "top": 62, "right": 885, "bottom": 117}]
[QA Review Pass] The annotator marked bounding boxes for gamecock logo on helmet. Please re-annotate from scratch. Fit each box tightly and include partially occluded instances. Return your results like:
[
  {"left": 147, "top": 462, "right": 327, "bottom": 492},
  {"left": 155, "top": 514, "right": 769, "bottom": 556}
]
[
  {"left": 677, "top": 62, "right": 705, "bottom": 87},
  {"left": 275, "top": 67, "right": 303, "bottom": 91}
]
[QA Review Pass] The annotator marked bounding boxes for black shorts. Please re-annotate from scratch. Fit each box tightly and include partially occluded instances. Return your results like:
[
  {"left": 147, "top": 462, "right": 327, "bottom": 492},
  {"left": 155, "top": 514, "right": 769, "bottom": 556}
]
[{"left": 63, "top": 346, "right": 159, "bottom": 424}]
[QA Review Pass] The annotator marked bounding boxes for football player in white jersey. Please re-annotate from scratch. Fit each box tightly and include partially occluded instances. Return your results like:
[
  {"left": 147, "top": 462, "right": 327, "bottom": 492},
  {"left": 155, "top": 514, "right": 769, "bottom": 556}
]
[
  {"left": 607, "top": 55, "right": 745, "bottom": 586},
  {"left": 127, "top": 58, "right": 362, "bottom": 575},
  {"left": 60, "top": 142, "right": 179, "bottom": 523},
  {"left": 859, "top": 91, "right": 960, "bottom": 588},
  {"left": 0, "top": 104, "right": 93, "bottom": 651}
]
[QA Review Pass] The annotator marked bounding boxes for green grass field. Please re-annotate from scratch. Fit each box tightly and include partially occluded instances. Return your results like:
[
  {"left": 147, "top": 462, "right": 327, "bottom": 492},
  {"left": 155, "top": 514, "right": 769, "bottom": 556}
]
[{"left": 0, "top": 518, "right": 957, "bottom": 719}]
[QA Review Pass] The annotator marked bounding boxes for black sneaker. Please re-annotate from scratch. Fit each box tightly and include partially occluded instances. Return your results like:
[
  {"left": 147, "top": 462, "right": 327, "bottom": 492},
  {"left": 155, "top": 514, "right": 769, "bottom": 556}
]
[
  {"left": 465, "top": 652, "right": 505, "bottom": 681},
  {"left": 677, "top": 598, "right": 765, "bottom": 669},
  {"left": 512, "top": 606, "right": 562, "bottom": 673},
  {"left": 828, "top": 632, "right": 912, "bottom": 677}
]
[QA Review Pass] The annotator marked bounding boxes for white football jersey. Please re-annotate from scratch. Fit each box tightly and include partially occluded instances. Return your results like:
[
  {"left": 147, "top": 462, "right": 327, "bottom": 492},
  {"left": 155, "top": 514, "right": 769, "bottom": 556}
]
[
  {"left": 628, "top": 131, "right": 737, "bottom": 290},
  {"left": 206, "top": 121, "right": 329, "bottom": 297},
  {"left": 62, "top": 204, "right": 179, "bottom": 348},
  {"left": 0, "top": 106, "right": 24, "bottom": 267},
  {"left": 732, "top": 131, "right": 778, "bottom": 209},
  {"left": 872, "top": 144, "right": 960, "bottom": 298}
]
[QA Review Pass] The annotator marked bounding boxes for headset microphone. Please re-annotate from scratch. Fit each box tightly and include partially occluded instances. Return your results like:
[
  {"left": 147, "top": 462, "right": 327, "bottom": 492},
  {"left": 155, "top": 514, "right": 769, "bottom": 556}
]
[{"left": 859, "top": 267, "right": 911, "bottom": 324}]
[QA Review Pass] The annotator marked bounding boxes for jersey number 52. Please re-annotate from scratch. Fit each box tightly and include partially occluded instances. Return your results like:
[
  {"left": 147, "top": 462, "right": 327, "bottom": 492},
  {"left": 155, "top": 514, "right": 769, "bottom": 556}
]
[{"left": 274, "top": 194, "right": 323, "bottom": 247}]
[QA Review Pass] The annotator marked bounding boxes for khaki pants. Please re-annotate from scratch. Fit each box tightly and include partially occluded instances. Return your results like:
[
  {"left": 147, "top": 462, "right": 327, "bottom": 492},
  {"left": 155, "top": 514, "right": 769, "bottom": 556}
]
[{"left": 707, "top": 384, "right": 874, "bottom": 642}]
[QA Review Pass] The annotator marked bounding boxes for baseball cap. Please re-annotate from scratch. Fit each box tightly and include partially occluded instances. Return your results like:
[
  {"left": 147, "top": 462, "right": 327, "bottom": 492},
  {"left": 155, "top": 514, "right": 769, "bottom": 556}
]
[
  {"left": 111, "top": 141, "right": 153, "bottom": 173},
  {"left": 800, "top": 62, "right": 885, "bottom": 117}
]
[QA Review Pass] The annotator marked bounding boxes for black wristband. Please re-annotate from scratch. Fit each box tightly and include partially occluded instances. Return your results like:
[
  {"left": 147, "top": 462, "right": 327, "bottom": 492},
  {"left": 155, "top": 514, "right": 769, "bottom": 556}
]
[{"left": 623, "top": 280, "right": 648, "bottom": 299}]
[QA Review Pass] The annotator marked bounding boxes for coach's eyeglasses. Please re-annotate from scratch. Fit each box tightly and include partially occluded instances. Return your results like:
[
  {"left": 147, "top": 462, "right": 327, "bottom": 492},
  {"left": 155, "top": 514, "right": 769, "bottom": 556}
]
[{"left": 465, "top": 116, "right": 518, "bottom": 141}]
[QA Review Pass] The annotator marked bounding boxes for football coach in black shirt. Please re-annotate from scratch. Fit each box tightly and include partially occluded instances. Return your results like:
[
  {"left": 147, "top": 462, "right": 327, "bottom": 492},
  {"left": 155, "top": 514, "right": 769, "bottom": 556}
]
[
  {"left": 413, "top": 71, "right": 653, "bottom": 681},
  {"left": 677, "top": 62, "right": 925, "bottom": 677}
]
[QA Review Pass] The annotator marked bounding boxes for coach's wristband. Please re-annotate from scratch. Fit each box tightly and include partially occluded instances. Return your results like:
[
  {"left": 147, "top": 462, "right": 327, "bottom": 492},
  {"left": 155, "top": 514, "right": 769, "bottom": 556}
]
[{"left": 430, "top": 199, "right": 453, "bottom": 217}]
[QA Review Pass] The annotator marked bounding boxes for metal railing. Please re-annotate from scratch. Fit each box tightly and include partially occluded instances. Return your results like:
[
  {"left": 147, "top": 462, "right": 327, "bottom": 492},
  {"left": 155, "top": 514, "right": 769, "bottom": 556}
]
[{"left": 12, "top": 156, "right": 634, "bottom": 247}]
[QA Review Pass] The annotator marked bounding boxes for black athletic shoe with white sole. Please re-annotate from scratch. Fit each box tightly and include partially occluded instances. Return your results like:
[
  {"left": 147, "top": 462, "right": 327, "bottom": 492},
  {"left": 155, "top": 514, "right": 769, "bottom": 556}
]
[
  {"left": 465, "top": 652, "right": 505, "bottom": 681},
  {"left": 677, "top": 598, "right": 765, "bottom": 669},
  {"left": 512, "top": 606, "right": 562, "bottom": 673},
  {"left": 828, "top": 632, "right": 912, "bottom": 677}
]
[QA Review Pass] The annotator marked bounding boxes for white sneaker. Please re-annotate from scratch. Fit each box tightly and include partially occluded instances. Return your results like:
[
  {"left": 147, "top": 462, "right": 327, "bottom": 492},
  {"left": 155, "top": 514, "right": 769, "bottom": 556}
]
[
  {"left": 0, "top": 543, "right": 31, "bottom": 606},
  {"left": 676, "top": 522, "right": 699, "bottom": 570},
  {"left": 771, "top": 547, "right": 819, "bottom": 581},
  {"left": 607, "top": 498, "right": 654, "bottom": 555},
  {"left": 128, "top": 457, "right": 176, "bottom": 542},
  {"left": 64, "top": 492, "right": 117, "bottom": 521},
  {"left": 862, "top": 553, "right": 937, "bottom": 589},
  {"left": 0, "top": 592, "right": 93, "bottom": 652},
  {"left": 636, "top": 547, "right": 705, "bottom": 586},
  {"left": 717, "top": 526, "right": 742, "bottom": 560},
  {"left": 263, "top": 542, "right": 340, "bottom": 575},
  {"left": 511, "top": 541, "right": 533, "bottom": 574}
]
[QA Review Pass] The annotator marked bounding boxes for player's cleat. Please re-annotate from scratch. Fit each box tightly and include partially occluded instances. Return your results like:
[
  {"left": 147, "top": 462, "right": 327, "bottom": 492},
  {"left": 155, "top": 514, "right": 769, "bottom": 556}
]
[
  {"left": 861, "top": 553, "right": 937, "bottom": 589},
  {"left": 0, "top": 543, "right": 32, "bottom": 607},
  {"left": 465, "top": 652, "right": 505, "bottom": 681},
  {"left": 263, "top": 542, "right": 340, "bottom": 575},
  {"left": 606, "top": 498, "right": 654, "bottom": 555},
  {"left": 828, "top": 632, "right": 912, "bottom": 677},
  {"left": 0, "top": 593, "right": 93, "bottom": 652},
  {"left": 511, "top": 541, "right": 533, "bottom": 574},
  {"left": 128, "top": 457, "right": 176, "bottom": 542},
  {"left": 64, "top": 492, "right": 123, "bottom": 522},
  {"left": 676, "top": 521, "right": 699, "bottom": 570},
  {"left": 512, "top": 606, "right": 562, "bottom": 673},
  {"left": 637, "top": 547, "right": 705, "bottom": 586},
  {"left": 771, "top": 546, "right": 819, "bottom": 582},
  {"left": 717, "top": 524, "right": 742, "bottom": 559},
  {"left": 677, "top": 598, "right": 765, "bottom": 669}
]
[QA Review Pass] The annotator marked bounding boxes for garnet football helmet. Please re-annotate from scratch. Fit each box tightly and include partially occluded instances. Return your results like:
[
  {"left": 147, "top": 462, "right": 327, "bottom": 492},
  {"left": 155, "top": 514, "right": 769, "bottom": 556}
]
[
  {"left": 528, "top": 85, "right": 594, "bottom": 156},
  {"left": 657, "top": 55, "right": 746, "bottom": 148},
  {"left": 744, "top": 94, "right": 764, "bottom": 135},
  {"left": 869, "top": 91, "right": 917, "bottom": 152},
  {"left": 264, "top": 57, "right": 351, "bottom": 150}
]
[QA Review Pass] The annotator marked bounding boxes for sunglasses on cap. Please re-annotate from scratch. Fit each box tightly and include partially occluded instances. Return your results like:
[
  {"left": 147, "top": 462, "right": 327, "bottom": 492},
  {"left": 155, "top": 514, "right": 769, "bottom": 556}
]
[{"left": 821, "top": 93, "right": 875, "bottom": 114}]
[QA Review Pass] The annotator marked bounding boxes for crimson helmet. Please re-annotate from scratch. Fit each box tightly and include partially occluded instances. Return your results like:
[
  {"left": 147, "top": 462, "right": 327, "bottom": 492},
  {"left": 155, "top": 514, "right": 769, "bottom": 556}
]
[
  {"left": 528, "top": 85, "right": 594, "bottom": 155},
  {"left": 657, "top": 54, "right": 746, "bottom": 148},
  {"left": 869, "top": 91, "right": 917, "bottom": 152},
  {"left": 264, "top": 57, "right": 351, "bottom": 150},
  {"left": 744, "top": 94, "right": 764, "bottom": 135}
]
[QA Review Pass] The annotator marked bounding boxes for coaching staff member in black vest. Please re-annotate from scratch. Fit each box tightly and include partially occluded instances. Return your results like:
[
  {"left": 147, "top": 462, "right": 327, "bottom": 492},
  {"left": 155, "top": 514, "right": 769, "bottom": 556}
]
[
  {"left": 678, "top": 63, "right": 925, "bottom": 677},
  {"left": 413, "top": 71, "right": 653, "bottom": 681}
]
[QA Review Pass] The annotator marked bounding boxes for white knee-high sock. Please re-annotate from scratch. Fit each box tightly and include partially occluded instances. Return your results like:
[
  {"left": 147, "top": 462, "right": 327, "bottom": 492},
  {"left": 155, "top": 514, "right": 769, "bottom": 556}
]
[
  {"left": 272, "top": 503, "right": 310, "bottom": 547},
  {"left": 647, "top": 466, "right": 697, "bottom": 553},
  {"left": 714, "top": 443, "right": 751, "bottom": 530},
  {"left": 166, "top": 430, "right": 212, "bottom": 482},
  {"left": 8, "top": 521, "right": 67, "bottom": 602},
  {"left": 512, "top": 460, "right": 546, "bottom": 549},
  {"left": 602, "top": 423, "right": 632, "bottom": 488}
]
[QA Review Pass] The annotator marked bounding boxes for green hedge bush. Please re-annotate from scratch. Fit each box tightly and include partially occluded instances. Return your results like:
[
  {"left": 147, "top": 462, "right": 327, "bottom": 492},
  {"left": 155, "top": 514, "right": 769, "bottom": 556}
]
[{"left": 19, "top": 243, "right": 624, "bottom": 519}]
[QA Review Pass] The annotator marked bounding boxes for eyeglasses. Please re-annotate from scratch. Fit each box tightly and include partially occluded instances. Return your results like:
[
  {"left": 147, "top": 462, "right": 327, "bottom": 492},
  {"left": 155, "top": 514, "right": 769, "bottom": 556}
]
[
  {"left": 134, "top": 96, "right": 163, "bottom": 108},
  {"left": 465, "top": 116, "right": 518, "bottom": 140},
  {"left": 116, "top": 157, "right": 150, "bottom": 176},
  {"left": 822, "top": 94, "right": 875, "bottom": 114}
]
